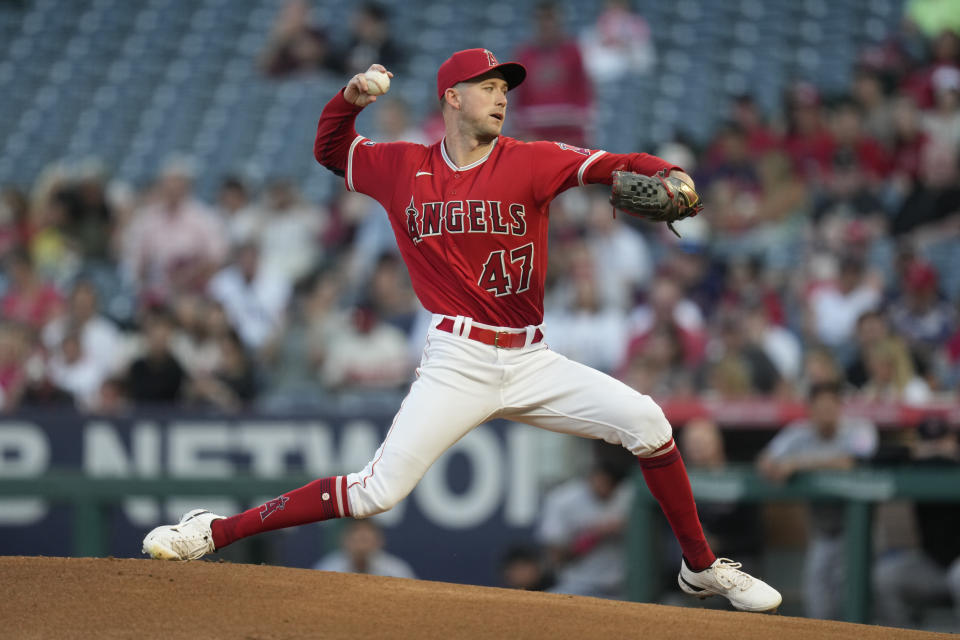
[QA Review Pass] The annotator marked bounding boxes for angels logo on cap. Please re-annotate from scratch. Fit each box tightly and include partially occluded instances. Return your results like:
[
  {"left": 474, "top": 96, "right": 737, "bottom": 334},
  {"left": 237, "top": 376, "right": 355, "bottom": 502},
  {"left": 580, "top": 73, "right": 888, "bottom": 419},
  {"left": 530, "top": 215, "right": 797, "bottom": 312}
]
[{"left": 436, "top": 48, "right": 526, "bottom": 101}]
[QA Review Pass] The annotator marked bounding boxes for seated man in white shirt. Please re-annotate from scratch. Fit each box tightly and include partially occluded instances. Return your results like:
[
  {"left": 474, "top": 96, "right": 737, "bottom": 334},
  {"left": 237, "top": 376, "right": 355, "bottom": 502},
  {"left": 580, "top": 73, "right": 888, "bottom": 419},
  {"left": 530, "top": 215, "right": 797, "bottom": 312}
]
[
  {"left": 313, "top": 519, "right": 415, "bottom": 579},
  {"left": 536, "top": 459, "right": 633, "bottom": 599}
]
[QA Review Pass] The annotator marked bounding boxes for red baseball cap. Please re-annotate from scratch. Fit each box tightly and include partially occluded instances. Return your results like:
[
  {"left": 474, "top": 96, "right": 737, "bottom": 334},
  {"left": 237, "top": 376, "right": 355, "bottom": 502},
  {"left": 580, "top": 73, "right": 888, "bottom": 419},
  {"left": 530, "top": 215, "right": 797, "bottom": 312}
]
[
  {"left": 436, "top": 48, "right": 526, "bottom": 102},
  {"left": 905, "top": 261, "right": 938, "bottom": 291}
]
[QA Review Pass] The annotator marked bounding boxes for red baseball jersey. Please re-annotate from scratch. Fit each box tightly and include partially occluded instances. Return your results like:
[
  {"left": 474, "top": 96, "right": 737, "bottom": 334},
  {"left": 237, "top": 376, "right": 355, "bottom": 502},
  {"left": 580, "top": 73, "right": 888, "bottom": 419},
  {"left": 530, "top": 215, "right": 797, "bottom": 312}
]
[{"left": 315, "top": 90, "right": 678, "bottom": 328}]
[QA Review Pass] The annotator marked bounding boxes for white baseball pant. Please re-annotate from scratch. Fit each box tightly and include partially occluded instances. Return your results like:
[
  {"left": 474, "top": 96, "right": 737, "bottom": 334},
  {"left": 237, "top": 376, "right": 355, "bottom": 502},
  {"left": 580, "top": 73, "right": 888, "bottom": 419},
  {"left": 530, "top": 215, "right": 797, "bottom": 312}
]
[{"left": 345, "top": 314, "right": 673, "bottom": 518}]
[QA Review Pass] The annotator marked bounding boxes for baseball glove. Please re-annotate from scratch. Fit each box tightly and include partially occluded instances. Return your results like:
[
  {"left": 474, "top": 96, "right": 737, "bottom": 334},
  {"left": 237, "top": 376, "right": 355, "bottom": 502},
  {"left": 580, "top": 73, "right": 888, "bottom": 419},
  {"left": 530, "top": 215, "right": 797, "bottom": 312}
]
[{"left": 610, "top": 170, "right": 703, "bottom": 237}]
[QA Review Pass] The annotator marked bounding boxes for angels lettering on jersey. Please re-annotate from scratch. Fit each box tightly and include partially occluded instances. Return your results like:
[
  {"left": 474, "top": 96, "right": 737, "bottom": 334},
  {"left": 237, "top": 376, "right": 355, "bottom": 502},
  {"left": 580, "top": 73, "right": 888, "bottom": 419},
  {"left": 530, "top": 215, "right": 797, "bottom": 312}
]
[{"left": 404, "top": 198, "right": 526, "bottom": 244}]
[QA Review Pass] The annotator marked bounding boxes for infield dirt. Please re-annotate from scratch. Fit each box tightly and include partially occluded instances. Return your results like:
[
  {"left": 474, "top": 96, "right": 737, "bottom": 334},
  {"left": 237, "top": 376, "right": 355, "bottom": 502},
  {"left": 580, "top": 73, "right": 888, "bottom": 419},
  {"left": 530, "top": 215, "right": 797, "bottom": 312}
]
[{"left": 0, "top": 556, "right": 952, "bottom": 639}]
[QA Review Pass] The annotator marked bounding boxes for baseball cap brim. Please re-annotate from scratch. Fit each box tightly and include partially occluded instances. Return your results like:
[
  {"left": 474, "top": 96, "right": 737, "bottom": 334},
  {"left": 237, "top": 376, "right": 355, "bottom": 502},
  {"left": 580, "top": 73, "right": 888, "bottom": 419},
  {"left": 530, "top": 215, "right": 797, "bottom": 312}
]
[{"left": 477, "top": 62, "right": 526, "bottom": 91}]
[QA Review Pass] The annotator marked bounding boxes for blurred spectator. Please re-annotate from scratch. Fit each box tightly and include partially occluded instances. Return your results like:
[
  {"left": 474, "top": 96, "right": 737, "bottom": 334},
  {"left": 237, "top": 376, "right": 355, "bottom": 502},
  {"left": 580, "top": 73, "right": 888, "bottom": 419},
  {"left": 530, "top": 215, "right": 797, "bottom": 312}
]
[
  {"left": 0, "top": 322, "right": 29, "bottom": 411},
  {"left": 585, "top": 191, "right": 653, "bottom": 310},
  {"left": 545, "top": 238, "right": 627, "bottom": 373},
  {"left": 56, "top": 163, "right": 115, "bottom": 262},
  {"left": 536, "top": 458, "right": 632, "bottom": 598},
  {"left": 717, "top": 257, "right": 786, "bottom": 328},
  {"left": 339, "top": 193, "right": 400, "bottom": 297},
  {"left": 375, "top": 98, "right": 429, "bottom": 144},
  {"left": 314, "top": 519, "right": 415, "bottom": 579},
  {"left": 700, "top": 123, "right": 761, "bottom": 194},
  {"left": 13, "top": 323, "right": 72, "bottom": 409},
  {"left": 679, "top": 417, "right": 763, "bottom": 567},
  {"left": 215, "top": 176, "right": 261, "bottom": 247},
  {"left": 859, "top": 337, "right": 932, "bottom": 404},
  {"left": 28, "top": 172, "right": 81, "bottom": 283},
  {"left": 873, "top": 415, "right": 960, "bottom": 627},
  {"left": 902, "top": 29, "right": 960, "bottom": 109},
  {"left": 342, "top": 3, "right": 403, "bottom": 76},
  {"left": 578, "top": 0, "right": 655, "bottom": 84},
  {"left": 510, "top": 1, "right": 593, "bottom": 146},
  {"left": 204, "top": 301, "right": 235, "bottom": 343},
  {"left": 852, "top": 66, "right": 897, "bottom": 146},
  {"left": 740, "top": 92, "right": 781, "bottom": 147},
  {"left": 938, "top": 300, "right": 960, "bottom": 389},
  {"left": 46, "top": 330, "right": 108, "bottom": 410},
  {"left": 1, "top": 249, "right": 63, "bottom": 332},
  {"left": 781, "top": 82, "right": 835, "bottom": 182},
  {"left": 625, "top": 278, "right": 707, "bottom": 368},
  {"left": 255, "top": 180, "right": 326, "bottom": 286},
  {"left": 187, "top": 329, "right": 257, "bottom": 413},
  {"left": 846, "top": 310, "right": 915, "bottom": 389},
  {"left": 121, "top": 159, "right": 228, "bottom": 303},
  {"left": 888, "top": 261, "right": 956, "bottom": 356},
  {"left": 701, "top": 149, "right": 809, "bottom": 268},
  {"left": 702, "top": 354, "right": 753, "bottom": 400},
  {"left": 829, "top": 98, "right": 892, "bottom": 182},
  {"left": 702, "top": 312, "right": 784, "bottom": 398},
  {"left": 799, "top": 345, "right": 846, "bottom": 398},
  {"left": 208, "top": 242, "right": 291, "bottom": 353},
  {"left": 805, "top": 254, "right": 882, "bottom": 350},
  {"left": 262, "top": 269, "right": 344, "bottom": 403},
  {"left": 545, "top": 273, "right": 627, "bottom": 374},
  {"left": 89, "top": 377, "right": 131, "bottom": 416},
  {"left": 743, "top": 301, "right": 803, "bottom": 385},
  {"left": 891, "top": 135, "right": 960, "bottom": 237},
  {"left": 499, "top": 543, "right": 554, "bottom": 591},
  {"left": 886, "top": 95, "right": 931, "bottom": 205},
  {"left": 619, "top": 322, "right": 694, "bottom": 397},
  {"left": 812, "top": 100, "right": 890, "bottom": 228},
  {"left": 169, "top": 295, "right": 221, "bottom": 377},
  {"left": 0, "top": 187, "right": 30, "bottom": 260},
  {"left": 657, "top": 243, "right": 719, "bottom": 318},
  {"left": 921, "top": 66, "right": 960, "bottom": 149},
  {"left": 923, "top": 67, "right": 960, "bottom": 136},
  {"left": 125, "top": 308, "right": 187, "bottom": 403},
  {"left": 366, "top": 253, "right": 418, "bottom": 335},
  {"left": 259, "top": 0, "right": 343, "bottom": 77},
  {"left": 42, "top": 280, "right": 124, "bottom": 377},
  {"left": 321, "top": 302, "right": 410, "bottom": 391},
  {"left": 754, "top": 150, "right": 809, "bottom": 230},
  {"left": 757, "top": 381, "right": 878, "bottom": 620},
  {"left": 711, "top": 94, "right": 780, "bottom": 161}
]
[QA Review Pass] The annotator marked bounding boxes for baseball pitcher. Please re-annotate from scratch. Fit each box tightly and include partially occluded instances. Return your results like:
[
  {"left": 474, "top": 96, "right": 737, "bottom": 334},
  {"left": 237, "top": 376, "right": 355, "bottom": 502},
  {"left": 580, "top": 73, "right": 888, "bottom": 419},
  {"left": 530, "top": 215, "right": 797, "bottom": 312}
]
[{"left": 144, "top": 49, "right": 780, "bottom": 612}]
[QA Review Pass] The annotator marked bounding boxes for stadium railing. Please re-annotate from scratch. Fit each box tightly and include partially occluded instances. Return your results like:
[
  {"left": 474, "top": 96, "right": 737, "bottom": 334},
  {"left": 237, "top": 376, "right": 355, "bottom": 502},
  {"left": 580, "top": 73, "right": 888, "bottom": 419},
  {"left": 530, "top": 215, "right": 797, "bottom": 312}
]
[{"left": 628, "top": 466, "right": 960, "bottom": 624}]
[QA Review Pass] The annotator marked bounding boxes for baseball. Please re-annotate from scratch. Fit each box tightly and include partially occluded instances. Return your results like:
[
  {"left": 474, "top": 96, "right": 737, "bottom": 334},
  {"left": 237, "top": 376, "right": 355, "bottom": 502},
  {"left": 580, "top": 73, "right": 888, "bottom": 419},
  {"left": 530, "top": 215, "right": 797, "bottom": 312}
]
[{"left": 364, "top": 69, "right": 390, "bottom": 96}]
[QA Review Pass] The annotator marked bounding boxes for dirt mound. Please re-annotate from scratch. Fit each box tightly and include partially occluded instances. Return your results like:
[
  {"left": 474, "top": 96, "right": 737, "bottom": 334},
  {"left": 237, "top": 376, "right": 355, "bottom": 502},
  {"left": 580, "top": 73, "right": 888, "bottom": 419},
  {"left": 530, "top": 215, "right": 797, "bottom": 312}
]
[{"left": 0, "top": 557, "right": 949, "bottom": 639}]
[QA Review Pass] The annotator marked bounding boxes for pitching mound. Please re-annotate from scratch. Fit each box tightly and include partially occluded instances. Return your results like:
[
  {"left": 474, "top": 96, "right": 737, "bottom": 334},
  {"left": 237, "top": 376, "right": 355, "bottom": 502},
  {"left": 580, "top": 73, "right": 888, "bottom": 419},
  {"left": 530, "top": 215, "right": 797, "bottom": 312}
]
[{"left": 0, "top": 557, "right": 950, "bottom": 639}]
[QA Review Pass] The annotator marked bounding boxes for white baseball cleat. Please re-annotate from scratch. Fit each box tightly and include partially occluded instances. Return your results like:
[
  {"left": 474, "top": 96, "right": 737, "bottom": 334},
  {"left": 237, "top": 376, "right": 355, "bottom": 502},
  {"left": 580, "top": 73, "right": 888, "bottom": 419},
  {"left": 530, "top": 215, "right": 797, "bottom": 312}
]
[
  {"left": 142, "top": 509, "right": 223, "bottom": 561},
  {"left": 678, "top": 557, "right": 782, "bottom": 612}
]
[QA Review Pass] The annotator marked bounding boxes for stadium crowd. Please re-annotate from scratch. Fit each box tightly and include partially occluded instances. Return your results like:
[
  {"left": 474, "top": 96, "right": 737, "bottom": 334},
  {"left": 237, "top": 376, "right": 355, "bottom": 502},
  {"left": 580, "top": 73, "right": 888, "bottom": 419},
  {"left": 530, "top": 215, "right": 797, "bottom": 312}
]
[{"left": 0, "top": 2, "right": 957, "bottom": 417}]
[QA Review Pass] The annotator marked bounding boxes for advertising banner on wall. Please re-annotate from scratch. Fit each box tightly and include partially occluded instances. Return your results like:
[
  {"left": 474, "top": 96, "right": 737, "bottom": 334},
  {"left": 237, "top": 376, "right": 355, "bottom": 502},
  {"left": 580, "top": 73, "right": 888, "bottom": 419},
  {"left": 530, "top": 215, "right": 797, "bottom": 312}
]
[{"left": 0, "top": 409, "right": 545, "bottom": 586}]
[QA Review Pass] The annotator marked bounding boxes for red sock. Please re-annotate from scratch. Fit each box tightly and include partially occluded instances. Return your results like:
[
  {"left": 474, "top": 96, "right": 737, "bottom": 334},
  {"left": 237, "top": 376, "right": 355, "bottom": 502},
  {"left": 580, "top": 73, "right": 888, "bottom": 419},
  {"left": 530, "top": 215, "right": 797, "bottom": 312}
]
[
  {"left": 638, "top": 440, "right": 716, "bottom": 571},
  {"left": 211, "top": 476, "right": 351, "bottom": 550}
]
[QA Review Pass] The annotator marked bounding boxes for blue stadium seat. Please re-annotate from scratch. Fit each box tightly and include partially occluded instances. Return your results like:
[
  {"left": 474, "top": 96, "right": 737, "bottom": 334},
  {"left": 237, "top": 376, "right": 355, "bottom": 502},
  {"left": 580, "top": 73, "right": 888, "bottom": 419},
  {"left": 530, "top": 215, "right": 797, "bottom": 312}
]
[{"left": 0, "top": 0, "right": 913, "bottom": 200}]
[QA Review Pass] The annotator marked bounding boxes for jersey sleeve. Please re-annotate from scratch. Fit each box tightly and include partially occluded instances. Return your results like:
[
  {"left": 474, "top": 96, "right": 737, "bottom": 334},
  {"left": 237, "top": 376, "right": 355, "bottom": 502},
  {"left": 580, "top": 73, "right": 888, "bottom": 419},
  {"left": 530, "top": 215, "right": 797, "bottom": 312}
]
[
  {"left": 527, "top": 141, "right": 682, "bottom": 204},
  {"left": 345, "top": 138, "right": 423, "bottom": 206},
  {"left": 313, "top": 88, "right": 425, "bottom": 207},
  {"left": 314, "top": 89, "right": 364, "bottom": 175}
]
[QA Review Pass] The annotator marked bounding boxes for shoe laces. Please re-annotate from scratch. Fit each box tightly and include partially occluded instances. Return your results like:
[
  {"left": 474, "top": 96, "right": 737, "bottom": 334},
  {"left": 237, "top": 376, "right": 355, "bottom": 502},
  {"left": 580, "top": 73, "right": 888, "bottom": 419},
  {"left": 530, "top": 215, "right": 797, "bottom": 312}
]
[
  {"left": 712, "top": 558, "right": 754, "bottom": 591},
  {"left": 170, "top": 521, "right": 212, "bottom": 552}
]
